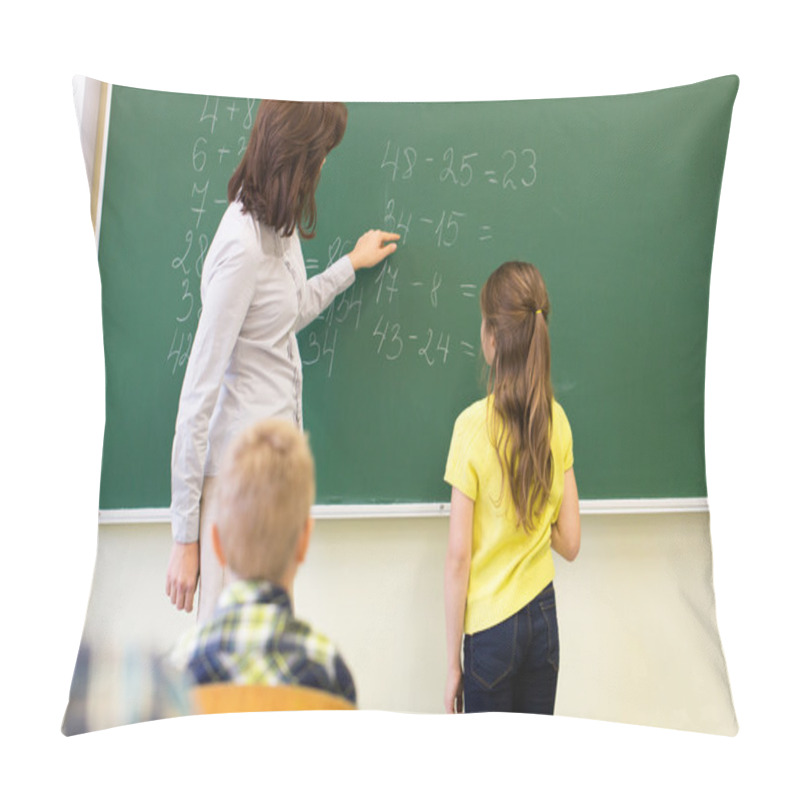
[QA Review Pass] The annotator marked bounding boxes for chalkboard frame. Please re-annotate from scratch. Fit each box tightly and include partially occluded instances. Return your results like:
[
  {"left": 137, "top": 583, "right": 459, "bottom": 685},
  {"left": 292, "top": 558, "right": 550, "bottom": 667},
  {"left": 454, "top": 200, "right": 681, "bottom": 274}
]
[{"left": 93, "top": 76, "right": 738, "bottom": 517}]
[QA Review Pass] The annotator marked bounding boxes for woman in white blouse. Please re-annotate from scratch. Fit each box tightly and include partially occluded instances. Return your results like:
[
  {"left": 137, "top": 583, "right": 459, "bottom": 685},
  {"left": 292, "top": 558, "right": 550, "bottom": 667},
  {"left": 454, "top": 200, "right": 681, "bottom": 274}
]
[{"left": 166, "top": 101, "right": 399, "bottom": 621}]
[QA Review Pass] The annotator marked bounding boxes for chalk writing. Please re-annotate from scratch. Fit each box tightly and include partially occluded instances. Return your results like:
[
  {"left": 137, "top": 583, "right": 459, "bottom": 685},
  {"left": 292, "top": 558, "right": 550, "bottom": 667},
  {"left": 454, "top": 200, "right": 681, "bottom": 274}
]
[
  {"left": 166, "top": 94, "right": 258, "bottom": 377},
  {"left": 167, "top": 329, "right": 193, "bottom": 375},
  {"left": 374, "top": 262, "right": 400, "bottom": 304},
  {"left": 381, "top": 140, "right": 417, "bottom": 181},
  {"left": 380, "top": 142, "right": 537, "bottom": 191},
  {"left": 300, "top": 130, "right": 540, "bottom": 378},
  {"left": 440, "top": 148, "right": 478, "bottom": 186},
  {"left": 199, "top": 96, "right": 218, "bottom": 134},
  {"left": 164, "top": 104, "right": 537, "bottom": 382},
  {"left": 302, "top": 327, "right": 338, "bottom": 378}
]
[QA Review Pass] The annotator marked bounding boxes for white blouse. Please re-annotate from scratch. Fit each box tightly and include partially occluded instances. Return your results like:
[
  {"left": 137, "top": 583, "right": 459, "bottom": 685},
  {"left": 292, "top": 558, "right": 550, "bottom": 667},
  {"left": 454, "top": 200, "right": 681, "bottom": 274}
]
[{"left": 170, "top": 202, "right": 355, "bottom": 543}]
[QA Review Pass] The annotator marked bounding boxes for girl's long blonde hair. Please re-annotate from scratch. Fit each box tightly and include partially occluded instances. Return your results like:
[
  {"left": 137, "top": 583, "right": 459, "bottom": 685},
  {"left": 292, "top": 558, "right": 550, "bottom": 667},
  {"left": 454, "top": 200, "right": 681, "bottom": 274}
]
[{"left": 480, "top": 261, "right": 553, "bottom": 531}]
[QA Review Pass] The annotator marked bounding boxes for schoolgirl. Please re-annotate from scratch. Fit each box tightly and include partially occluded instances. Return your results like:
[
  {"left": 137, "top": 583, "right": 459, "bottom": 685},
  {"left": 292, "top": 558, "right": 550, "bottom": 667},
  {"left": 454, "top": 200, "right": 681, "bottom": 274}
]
[{"left": 444, "top": 261, "right": 581, "bottom": 713}]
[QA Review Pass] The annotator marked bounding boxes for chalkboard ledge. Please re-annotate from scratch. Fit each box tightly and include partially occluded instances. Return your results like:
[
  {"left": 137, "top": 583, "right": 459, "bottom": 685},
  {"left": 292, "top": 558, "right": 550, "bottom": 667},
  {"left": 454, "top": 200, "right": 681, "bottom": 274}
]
[{"left": 98, "top": 498, "right": 709, "bottom": 525}]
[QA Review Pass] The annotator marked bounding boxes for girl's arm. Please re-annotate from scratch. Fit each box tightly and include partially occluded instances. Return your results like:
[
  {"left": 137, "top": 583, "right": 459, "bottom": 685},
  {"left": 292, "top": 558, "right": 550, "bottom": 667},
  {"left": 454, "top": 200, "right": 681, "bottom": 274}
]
[
  {"left": 551, "top": 467, "right": 581, "bottom": 561},
  {"left": 444, "top": 486, "right": 473, "bottom": 713}
]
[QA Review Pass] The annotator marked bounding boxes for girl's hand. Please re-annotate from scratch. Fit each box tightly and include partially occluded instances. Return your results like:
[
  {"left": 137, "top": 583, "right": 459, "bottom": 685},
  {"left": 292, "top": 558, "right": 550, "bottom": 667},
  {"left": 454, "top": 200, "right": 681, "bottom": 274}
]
[
  {"left": 166, "top": 540, "right": 199, "bottom": 612},
  {"left": 347, "top": 229, "right": 400, "bottom": 270},
  {"left": 444, "top": 666, "right": 464, "bottom": 713}
]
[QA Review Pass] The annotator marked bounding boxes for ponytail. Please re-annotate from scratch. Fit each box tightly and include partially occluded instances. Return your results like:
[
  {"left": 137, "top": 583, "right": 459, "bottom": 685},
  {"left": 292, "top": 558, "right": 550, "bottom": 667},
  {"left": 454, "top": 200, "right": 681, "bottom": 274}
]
[
  {"left": 523, "top": 306, "right": 553, "bottom": 521},
  {"left": 481, "top": 262, "right": 554, "bottom": 531}
]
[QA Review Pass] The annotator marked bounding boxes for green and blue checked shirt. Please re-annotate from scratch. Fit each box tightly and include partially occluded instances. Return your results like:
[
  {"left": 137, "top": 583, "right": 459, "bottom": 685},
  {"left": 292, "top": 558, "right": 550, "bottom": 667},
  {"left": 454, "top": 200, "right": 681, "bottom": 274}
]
[{"left": 172, "top": 579, "right": 356, "bottom": 704}]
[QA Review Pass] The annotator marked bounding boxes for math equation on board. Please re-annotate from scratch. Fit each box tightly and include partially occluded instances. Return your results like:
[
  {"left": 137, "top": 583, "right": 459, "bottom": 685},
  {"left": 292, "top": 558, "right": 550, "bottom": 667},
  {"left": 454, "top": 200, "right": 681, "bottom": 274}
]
[
  {"left": 301, "top": 136, "right": 539, "bottom": 380},
  {"left": 163, "top": 97, "right": 538, "bottom": 381}
]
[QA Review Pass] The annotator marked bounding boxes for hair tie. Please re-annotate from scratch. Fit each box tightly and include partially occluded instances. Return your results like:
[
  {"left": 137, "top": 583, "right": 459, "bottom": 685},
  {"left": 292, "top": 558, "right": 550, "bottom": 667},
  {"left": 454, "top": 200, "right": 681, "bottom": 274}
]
[{"left": 535, "top": 308, "right": 543, "bottom": 315}]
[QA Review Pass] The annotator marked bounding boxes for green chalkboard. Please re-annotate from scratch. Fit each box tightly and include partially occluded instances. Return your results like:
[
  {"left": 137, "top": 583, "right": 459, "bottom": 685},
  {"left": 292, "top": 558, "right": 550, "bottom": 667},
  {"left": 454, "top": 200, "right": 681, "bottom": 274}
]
[{"left": 96, "top": 76, "right": 738, "bottom": 509}]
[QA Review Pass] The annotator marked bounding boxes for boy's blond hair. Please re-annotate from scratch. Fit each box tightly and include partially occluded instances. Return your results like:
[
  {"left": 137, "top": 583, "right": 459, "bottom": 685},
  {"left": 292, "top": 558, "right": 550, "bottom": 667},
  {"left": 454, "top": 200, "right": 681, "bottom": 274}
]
[{"left": 214, "top": 418, "right": 315, "bottom": 582}]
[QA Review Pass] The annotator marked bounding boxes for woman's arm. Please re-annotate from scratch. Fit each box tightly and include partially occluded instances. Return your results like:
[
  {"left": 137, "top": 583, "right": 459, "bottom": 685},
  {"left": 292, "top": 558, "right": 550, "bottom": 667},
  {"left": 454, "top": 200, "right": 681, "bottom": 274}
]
[
  {"left": 551, "top": 467, "right": 581, "bottom": 561},
  {"left": 168, "top": 235, "right": 256, "bottom": 611},
  {"left": 444, "top": 486, "right": 473, "bottom": 713},
  {"left": 296, "top": 230, "right": 400, "bottom": 332}
]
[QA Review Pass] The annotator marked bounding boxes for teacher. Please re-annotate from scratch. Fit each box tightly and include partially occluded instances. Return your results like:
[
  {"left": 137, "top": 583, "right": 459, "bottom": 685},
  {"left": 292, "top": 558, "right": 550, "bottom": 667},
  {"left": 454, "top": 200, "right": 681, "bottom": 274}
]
[{"left": 166, "top": 100, "right": 399, "bottom": 621}]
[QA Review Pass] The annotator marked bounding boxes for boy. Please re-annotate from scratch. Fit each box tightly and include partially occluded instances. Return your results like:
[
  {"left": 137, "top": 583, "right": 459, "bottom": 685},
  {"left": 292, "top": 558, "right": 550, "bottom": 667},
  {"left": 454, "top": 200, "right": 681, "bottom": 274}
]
[{"left": 171, "top": 418, "right": 356, "bottom": 705}]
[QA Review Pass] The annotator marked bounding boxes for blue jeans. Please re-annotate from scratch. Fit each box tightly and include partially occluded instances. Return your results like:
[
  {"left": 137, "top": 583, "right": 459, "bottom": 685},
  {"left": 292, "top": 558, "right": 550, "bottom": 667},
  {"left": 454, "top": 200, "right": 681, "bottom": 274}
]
[{"left": 463, "top": 582, "right": 559, "bottom": 714}]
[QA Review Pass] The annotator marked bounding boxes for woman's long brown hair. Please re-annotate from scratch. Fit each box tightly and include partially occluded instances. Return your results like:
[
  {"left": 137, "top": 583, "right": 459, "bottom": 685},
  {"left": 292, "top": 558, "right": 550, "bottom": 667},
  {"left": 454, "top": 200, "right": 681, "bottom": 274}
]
[
  {"left": 480, "top": 261, "right": 553, "bottom": 531},
  {"left": 228, "top": 100, "right": 348, "bottom": 238}
]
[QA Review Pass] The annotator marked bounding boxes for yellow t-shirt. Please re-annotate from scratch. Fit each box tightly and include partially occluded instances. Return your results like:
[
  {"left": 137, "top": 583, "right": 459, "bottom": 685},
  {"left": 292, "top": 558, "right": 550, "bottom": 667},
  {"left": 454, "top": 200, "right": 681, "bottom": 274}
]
[{"left": 444, "top": 396, "right": 574, "bottom": 635}]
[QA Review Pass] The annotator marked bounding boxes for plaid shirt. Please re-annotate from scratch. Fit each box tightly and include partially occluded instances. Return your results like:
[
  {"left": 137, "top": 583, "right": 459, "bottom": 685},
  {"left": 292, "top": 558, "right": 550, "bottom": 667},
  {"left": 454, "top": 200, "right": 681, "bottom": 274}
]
[{"left": 172, "top": 579, "right": 356, "bottom": 704}]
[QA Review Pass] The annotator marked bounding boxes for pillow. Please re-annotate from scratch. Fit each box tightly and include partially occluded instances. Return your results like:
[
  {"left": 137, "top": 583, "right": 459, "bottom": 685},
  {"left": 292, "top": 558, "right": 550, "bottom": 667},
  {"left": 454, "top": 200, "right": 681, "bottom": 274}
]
[{"left": 66, "top": 75, "right": 738, "bottom": 735}]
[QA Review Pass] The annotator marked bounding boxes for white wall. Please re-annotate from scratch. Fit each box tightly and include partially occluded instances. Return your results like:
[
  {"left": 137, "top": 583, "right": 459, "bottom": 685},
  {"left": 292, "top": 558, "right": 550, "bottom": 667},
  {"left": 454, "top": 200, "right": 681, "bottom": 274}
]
[
  {"left": 72, "top": 76, "right": 102, "bottom": 193},
  {"left": 83, "top": 511, "right": 736, "bottom": 734}
]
